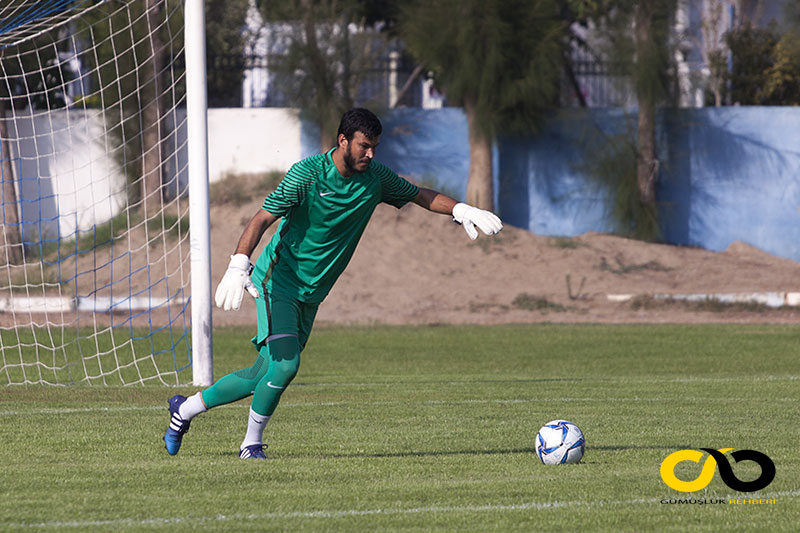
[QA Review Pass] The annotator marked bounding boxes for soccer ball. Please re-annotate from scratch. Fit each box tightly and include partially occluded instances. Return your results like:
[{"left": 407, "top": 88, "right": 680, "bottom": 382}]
[{"left": 536, "top": 419, "right": 585, "bottom": 465}]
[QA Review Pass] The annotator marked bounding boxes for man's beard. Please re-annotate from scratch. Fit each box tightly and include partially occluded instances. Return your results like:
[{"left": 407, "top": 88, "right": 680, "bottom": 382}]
[{"left": 343, "top": 146, "right": 369, "bottom": 173}]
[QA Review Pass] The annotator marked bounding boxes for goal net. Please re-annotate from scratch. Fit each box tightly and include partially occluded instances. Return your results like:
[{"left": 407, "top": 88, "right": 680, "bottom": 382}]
[{"left": 0, "top": 0, "right": 210, "bottom": 385}]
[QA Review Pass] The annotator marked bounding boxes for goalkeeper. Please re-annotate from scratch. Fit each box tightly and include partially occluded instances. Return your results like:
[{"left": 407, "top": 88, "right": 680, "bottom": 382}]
[{"left": 163, "top": 108, "right": 502, "bottom": 459}]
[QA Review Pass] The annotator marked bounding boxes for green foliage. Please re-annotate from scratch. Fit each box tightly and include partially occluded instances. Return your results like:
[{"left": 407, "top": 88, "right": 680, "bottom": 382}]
[
  {"left": 548, "top": 236, "right": 586, "bottom": 249},
  {"left": 704, "top": 49, "right": 729, "bottom": 106},
  {"left": 21, "top": 210, "right": 131, "bottom": 265},
  {"left": 257, "top": 0, "right": 394, "bottom": 148},
  {"left": 257, "top": 170, "right": 286, "bottom": 191},
  {"left": 157, "top": 212, "right": 190, "bottom": 241},
  {"left": 77, "top": 0, "right": 185, "bottom": 203},
  {"left": 1, "top": 324, "right": 798, "bottom": 530},
  {"left": 762, "top": 32, "right": 800, "bottom": 105},
  {"left": 3, "top": 0, "right": 252, "bottom": 202},
  {"left": 400, "top": 0, "right": 565, "bottom": 139},
  {"left": 723, "top": 19, "right": 800, "bottom": 105},
  {"left": 0, "top": 32, "right": 74, "bottom": 110},
  {"left": 74, "top": 210, "right": 131, "bottom": 252},
  {"left": 511, "top": 293, "right": 569, "bottom": 312},
  {"left": 634, "top": 1, "right": 675, "bottom": 107},
  {"left": 205, "top": 0, "right": 251, "bottom": 108},
  {"left": 560, "top": 1, "right": 677, "bottom": 241},
  {"left": 725, "top": 23, "right": 781, "bottom": 105},
  {"left": 563, "top": 0, "right": 608, "bottom": 20},
  {"left": 21, "top": 210, "right": 187, "bottom": 279},
  {"left": 210, "top": 174, "right": 252, "bottom": 206},
  {"left": 591, "top": 0, "right": 677, "bottom": 107},
  {"left": 598, "top": 255, "right": 671, "bottom": 275},
  {"left": 579, "top": 129, "right": 660, "bottom": 241},
  {"left": 209, "top": 171, "right": 284, "bottom": 206}
]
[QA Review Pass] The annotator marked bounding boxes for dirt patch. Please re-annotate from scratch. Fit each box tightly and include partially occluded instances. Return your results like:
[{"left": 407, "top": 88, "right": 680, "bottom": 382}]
[
  {"left": 209, "top": 189, "right": 800, "bottom": 328},
  {"left": 4, "top": 182, "right": 797, "bottom": 331}
]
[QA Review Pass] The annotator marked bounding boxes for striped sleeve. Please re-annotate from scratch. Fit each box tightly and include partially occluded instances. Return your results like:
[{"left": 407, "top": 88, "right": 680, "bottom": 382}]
[
  {"left": 374, "top": 162, "right": 419, "bottom": 209},
  {"left": 261, "top": 154, "right": 322, "bottom": 216}
]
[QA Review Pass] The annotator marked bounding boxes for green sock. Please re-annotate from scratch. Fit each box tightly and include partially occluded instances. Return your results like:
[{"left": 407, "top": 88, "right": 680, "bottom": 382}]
[
  {"left": 201, "top": 353, "right": 268, "bottom": 409},
  {"left": 250, "top": 335, "right": 299, "bottom": 416}
]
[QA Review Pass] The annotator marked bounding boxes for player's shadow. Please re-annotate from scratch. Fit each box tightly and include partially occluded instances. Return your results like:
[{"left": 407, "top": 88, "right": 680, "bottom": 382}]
[
  {"left": 293, "top": 377, "right": 583, "bottom": 388},
  {"left": 315, "top": 443, "right": 685, "bottom": 460},
  {"left": 590, "top": 444, "right": 691, "bottom": 452},
  {"left": 210, "top": 443, "right": 688, "bottom": 460},
  {"left": 338, "top": 447, "right": 538, "bottom": 459}
]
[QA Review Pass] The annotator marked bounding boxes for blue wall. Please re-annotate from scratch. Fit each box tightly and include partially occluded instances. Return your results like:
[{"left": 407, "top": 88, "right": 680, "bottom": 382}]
[
  {"left": 301, "top": 108, "right": 474, "bottom": 200},
  {"left": 660, "top": 108, "right": 800, "bottom": 261},
  {"left": 301, "top": 107, "right": 800, "bottom": 263}
]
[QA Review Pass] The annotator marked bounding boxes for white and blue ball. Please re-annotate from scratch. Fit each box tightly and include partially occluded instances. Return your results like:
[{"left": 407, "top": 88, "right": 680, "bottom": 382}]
[{"left": 536, "top": 419, "right": 585, "bottom": 465}]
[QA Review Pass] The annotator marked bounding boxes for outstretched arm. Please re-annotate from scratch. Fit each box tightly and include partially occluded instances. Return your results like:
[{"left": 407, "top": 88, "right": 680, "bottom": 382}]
[
  {"left": 412, "top": 187, "right": 458, "bottom": 215},
  {"left": 412, "top": 187, "right": 503, "bottom": 240},
  {"left": 215, "top": 208, "right": 279, "bottom": 311}
]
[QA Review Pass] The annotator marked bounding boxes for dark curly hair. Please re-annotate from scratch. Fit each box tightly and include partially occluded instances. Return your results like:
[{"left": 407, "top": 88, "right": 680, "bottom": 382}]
[{"left": 337, "top": 108, "right": 382, "bottom": 141}]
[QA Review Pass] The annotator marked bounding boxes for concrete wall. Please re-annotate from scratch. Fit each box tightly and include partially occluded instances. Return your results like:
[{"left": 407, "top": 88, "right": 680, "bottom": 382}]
[
  {"left": 367, "top": 107, "right": 800, "bottom": 263},
  {"left": 4, "top": 106, "right": 799, "bottom": 263},
  {"left": 1, "top": 109, "right": 125, "bottom": 244},
  {"left": 208, "top": 107, "right": 302, "bottom": 181},
  {"left": 660, "top": 108, "right": 800, "bottom": 260},
  {"left": 0, "top": 107, "right": 299, "bottom": 245}
]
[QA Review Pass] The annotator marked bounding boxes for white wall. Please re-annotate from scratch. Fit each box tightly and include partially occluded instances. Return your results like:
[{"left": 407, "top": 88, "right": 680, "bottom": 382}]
[
  {"left": 207, "top": 107, "right": 301, "bottom": 182},
  {"left": 4, "top": 109, "right": 125, "bottom": 243},
  {"left": 2, "top": 107, "right": 302, "bottom": 244}
]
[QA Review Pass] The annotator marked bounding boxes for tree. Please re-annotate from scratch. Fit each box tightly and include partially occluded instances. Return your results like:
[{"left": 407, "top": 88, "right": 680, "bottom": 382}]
[
  {"left": 257, "top": 0, "right": 395, "bottom": 150},
  {"left": 699, "top": 0, "right": 729, "bottom": 106},
  {"left": 577, "top": 0, "right": 677, "bottom": 240},
  {"left": 762, "top": 32, "right": 800, "bottom": 105},
  {"left": 205, "top": 0, "right": 251, "bottom": 107},
  {"left": 725, "top": 23, "right": 780, "bottom": 105},
  {"left": 0, "top": 98, "right": 23, "bottom": 265},
  {"left": 87, "top": 0, "right": 251, "bottom": 210},
  {"left": 141, "top": 0, "right": 168, "bottom": 217},
  {"left": 0, "top": 29, "right": 71, "bottom": 264},
  {"left": 725, "top": 21, "right": 800, "bottom": 105},
  {"left": 400, "top": 0, "right": 565, "bottom": 210},
  {"left": 632, "top": 1, "right": 674, "bottom": 214},
  {"left": 80, "top": 0, "right": 179, "bottom": 215}
]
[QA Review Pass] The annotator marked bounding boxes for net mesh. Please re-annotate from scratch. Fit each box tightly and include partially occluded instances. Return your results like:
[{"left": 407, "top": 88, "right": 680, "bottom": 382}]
[{"left": 0, "top": 0, "right": 194, "bottom": 385}]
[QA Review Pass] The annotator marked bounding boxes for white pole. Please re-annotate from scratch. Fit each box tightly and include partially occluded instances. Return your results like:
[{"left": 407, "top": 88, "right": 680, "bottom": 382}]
[
  {"left": 388, "top": 51, "right": 399, "bottom": 108},
  {"left": 185, "top": 0, "right": 213, "bottom": 386}
]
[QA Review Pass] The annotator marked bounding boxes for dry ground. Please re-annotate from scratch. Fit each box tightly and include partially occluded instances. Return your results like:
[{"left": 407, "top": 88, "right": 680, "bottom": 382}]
[
  {"left": 3, "top": 177, "right": 798, "bottom": 331},
  {"left": 210, "top": 189, "right": 800, "bottom": 328}
]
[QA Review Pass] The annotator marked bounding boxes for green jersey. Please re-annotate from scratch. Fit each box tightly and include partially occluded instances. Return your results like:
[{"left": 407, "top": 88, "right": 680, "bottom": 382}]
[{"left": 252, "top": 148, "right": 419, "bottom": 305}]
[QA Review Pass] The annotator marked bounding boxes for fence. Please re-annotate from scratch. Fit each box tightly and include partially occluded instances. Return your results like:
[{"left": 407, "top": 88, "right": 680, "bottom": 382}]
[
  {"left": 207, "top": 51, "right": 434, "bottom": 109},
  {"left": 208, "top": 49, "right": 627, "bottom": 110}
]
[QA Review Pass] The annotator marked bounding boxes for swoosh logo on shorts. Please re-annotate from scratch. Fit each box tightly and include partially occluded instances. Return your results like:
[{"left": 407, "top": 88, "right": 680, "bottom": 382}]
[{"left": 319, "top": 191, "right": 335, "bottom": 197}]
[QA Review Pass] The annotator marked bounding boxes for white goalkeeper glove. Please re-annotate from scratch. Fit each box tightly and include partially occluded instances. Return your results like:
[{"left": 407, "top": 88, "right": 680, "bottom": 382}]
[
  {"left": 214, "top": 253, "right": 260, "bottom": 311},
  {"left": 452, "top": 203, "right": 503, "bottom": 240}
]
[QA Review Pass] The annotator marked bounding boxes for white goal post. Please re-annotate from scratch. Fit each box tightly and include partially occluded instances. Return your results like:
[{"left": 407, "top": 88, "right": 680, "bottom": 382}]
[
  {"left": 185, "top": 0, "right": 212, "bottom": 386},
  {"left": 0, "top": 0, "right": 213, "bottom": 386}
]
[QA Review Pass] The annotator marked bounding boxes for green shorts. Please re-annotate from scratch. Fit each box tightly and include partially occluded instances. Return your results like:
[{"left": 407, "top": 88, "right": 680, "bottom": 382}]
[{"left": 251, "top": 286, "right": 319, "bottom": 353}]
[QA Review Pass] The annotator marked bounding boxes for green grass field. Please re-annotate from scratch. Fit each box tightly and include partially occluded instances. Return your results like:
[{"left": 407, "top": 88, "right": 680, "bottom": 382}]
[{"left": 1, "top": 324, "right": 798, "bottom": 531}]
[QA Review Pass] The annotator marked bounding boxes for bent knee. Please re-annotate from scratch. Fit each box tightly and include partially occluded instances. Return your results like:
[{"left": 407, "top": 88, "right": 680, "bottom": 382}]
[{"left": 266, "top": 356, "right": 300, "bottom": 388}]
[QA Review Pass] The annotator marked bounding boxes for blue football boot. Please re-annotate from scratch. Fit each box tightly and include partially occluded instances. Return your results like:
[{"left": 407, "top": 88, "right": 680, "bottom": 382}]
[
  {"left": 239, "top": 444, "right": 268, "bottom": 460},
  {"left": 163, "top": 394, "right": 190, "bottom": 455}
]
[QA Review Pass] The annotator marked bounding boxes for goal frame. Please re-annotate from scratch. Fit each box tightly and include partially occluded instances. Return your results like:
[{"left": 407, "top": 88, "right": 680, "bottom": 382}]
[
  {"left": 0, "top": 0, "right": 214, "bottom": 386},
  {"left": 185, "top": 0, "right": 212, "bottom": 386}
]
